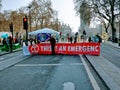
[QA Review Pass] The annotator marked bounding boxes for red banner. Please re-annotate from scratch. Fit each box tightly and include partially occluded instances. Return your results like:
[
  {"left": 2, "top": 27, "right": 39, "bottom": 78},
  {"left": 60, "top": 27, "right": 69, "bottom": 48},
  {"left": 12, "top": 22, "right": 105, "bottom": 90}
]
[{"left": 28, "top": 43, "right": 100, "bottom": 55}]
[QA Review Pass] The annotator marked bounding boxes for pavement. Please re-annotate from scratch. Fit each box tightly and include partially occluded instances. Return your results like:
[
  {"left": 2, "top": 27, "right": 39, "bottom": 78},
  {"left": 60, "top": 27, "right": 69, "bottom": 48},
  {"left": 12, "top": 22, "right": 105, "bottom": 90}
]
[
  {"left": 0, "top": 48, "right": 22, "bottom": 56},
  {"left": 104, "top": 41, "right": 120, "bottom": 49},
  {"left": 0, "top": 47, "right": 31, "bottom": 71},
  {"left": 85, "top": 41, "right": 120, "bottom": 90}
]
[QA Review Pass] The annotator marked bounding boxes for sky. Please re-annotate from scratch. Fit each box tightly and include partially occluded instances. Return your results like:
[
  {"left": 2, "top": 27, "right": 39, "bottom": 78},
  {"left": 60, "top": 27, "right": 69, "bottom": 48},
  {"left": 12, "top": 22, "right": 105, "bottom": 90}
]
[{"left": 1, "top": 0, "right": 80, "bottom": 32}]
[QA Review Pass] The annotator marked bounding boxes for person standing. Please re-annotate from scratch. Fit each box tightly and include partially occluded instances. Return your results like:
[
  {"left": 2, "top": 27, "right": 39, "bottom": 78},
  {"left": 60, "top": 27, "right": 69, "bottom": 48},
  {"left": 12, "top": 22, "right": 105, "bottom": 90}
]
[
  {"left": 88, "top": 37, "right": 92, "bottom": 42},
  {"left": 49, "top": 35, "right": 56, "bottom": 55},
  {"left": 2, "top": 38, "right": 7, "bottom": 46},
  {"left": 83, "top": 29, "right": 86, "bottom": 34},
  {"left": 9, "top": 36, "right": 13, "bottom": 52},
  {"left": 70, "top": 36, "right": 73, "bottom": 43},
  {"left": 74, "top": 36, "right": 77, "bottom": 43},
  {"left": 83, "top": 29, "right": 86, "bottom": 41},
  {"left": 96, "top": 33, "right": 102, "bottom": 43}
]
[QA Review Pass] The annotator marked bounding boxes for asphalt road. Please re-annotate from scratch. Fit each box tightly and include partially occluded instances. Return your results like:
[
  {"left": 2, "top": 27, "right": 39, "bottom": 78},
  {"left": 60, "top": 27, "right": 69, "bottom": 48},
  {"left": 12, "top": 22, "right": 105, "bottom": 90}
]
[
  {"left": 0, "top": 51, "right": 23, "bottom": 61},
  {"left": 0, "top": 54, "right": 94, "bottom": 90},
  {"left": 101, "top": 43, "right": 120, "bottom": 68}
]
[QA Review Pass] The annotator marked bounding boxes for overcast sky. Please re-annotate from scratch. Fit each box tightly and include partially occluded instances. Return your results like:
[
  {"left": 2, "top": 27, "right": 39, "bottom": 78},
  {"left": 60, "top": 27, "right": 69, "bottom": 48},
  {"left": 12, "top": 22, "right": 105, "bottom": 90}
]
[{"left": 1, "top": 0, "right": 80, "bottom": 32}]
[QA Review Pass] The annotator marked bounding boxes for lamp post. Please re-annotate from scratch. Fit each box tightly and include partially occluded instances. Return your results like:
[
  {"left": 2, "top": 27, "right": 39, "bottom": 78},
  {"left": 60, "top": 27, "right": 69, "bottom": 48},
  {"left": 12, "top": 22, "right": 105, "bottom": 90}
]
[
  {"left": 118, "top": 2, "right": 120, "bottom": 46},
  {"left": 23, "top": 16, "right": 28, "bottom": 46},
  {"left": 56, "top": 18, "right": 59, "bottom": 31},
  {"left": 9, "top": 22, "right": 13, "bottom": 52},
  {"left": 28, "top": 5, "right": 31, "bottom": 32},
  {"left": 118, "top": 21, "right": 120, "bottom": 46}
]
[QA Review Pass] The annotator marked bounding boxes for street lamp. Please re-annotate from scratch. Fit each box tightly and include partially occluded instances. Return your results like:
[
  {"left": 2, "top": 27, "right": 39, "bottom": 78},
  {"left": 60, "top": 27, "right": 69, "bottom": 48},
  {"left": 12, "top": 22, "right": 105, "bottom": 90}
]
[
  {"left": 56, "top": 18, "right": 59, "bottom": 31},
  {"left": 118, "top": 2, "right": 120, "bottom": 46},
  {"left": 9, "top": 22, "right": 13, "bottom": 52},
  {"left": 28, "top": 5, "right": 31, "bottom": 32},
  {"left": 118, "top": 21, "right": 120, "bottom": 46}
]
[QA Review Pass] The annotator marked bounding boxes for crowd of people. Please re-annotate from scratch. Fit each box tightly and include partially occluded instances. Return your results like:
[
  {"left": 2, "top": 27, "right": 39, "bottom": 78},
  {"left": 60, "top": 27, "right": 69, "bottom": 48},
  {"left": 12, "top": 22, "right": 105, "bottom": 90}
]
[
  {"left": 48, "top": 31, "right": 102, "bottom": 55},
  {"left": 88, "top": 33, "right": 102, "bottom": 43},
  {"left": 0, "top": 35, "right": 20, "bottom": 52},
  {"left": 0, "top": 29, "right": 102, "bottom": 53},
  {"left": 67, "top": 29, "right": 102, "bottom": 43}
]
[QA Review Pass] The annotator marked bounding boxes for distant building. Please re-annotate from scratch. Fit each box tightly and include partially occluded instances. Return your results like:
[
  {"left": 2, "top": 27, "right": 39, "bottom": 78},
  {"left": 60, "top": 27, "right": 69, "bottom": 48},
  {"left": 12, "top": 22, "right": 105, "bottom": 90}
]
[
  {"left": 79, "top": 24, "right": 102, "bottom": 37},
  {"left": 59, "top": 23, "right": 72, "bottom": 37}
]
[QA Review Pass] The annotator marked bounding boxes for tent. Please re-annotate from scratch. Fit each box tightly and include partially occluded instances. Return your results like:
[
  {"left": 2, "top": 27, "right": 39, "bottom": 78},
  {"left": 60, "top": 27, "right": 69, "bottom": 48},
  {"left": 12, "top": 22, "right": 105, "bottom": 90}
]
[
  {"left": 0, "top": 32, "right": 11, "bottom": 38},
  {"left": 28, "top": 28, "right": 59, "bottom": 35}
]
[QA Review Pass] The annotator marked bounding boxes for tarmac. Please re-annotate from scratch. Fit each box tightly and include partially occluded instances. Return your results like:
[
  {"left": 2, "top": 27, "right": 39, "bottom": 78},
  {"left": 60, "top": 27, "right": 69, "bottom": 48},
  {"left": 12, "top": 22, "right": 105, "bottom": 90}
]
[
  {"left": 0, "top": 41, "right": 120, "bottom": 89},
  {"left": 0, "top": 47, "right": 31, "bottom": 71},
  {"left": 85, "top": 41, "right": 120, "bottom": 90}
]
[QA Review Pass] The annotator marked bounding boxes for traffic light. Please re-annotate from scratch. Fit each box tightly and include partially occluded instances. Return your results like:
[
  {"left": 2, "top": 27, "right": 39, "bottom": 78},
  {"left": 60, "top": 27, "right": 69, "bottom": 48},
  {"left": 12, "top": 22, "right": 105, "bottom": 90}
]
[
  {"left": 9, "top": 23, "right": 13, "bottom": 32},
  {"left": 23, "top": 17, "right": 28, "bottom": 30}
]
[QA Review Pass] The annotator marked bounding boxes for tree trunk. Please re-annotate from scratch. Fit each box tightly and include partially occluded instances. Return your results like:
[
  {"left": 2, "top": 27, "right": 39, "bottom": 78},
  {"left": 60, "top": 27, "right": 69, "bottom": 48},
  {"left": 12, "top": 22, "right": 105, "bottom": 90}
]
[
  {"left": 40, "top": 19, "right": 44, "bottom": 29},
  {"left": 35, "top": 22, "right": 38, "bottom": 30},
  {"left": 111, "top": 23, "right": 116, "bottom": 42}
]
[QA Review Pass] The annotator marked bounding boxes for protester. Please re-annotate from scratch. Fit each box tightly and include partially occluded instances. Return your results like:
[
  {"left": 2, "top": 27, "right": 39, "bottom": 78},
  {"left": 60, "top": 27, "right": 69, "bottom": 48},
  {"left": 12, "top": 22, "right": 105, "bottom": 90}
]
[
  {"left": 74, "top": 36, "right": 77, "bottom": 43},
  {"left": 96, "top": 33, "right": 102, "bottom": 43},
  {"left": 49, "top": 35, "right": 56, "bottom": 55},
  {"left": 34, "top": 36, "right": 37, "bottom": 44},
  {"left": 29, "top": 38, "right": 33, "bottom": 45},
  {"left": 70, "top": 36, "right": 73, "bottom": 43},
  {"left": 14, "top": 37, "right": 18, "bottom": 43},
  {"left": 88, "top": 37, "right": 92, "bottom": 42},
  {"left": 0, "top": 38, "right": 1, "bottom": 43},
  {"left": 2, "top": 38, "right": 7, "bottom": 45},
  {"left": 91, "top": 35, "right": 99, "bottom": 42},
  {"left": 68, "top": 37, "right": 70, "bottom": 42},
  {"left": 9, "top": 36, "right": 13, "bottom": 52},
  {"left": 83, "top": 29, "right": 86, "bottom": 41},
  {"left": 83, "top": 29, "right": 86, "bottom": 35}
]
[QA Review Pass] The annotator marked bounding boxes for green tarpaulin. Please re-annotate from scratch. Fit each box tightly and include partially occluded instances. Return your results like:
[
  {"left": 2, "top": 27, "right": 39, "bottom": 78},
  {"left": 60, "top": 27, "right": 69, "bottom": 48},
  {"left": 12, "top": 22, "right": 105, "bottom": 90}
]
[{"left": 0, "top": 43, "right": 21, "bottom": 52}]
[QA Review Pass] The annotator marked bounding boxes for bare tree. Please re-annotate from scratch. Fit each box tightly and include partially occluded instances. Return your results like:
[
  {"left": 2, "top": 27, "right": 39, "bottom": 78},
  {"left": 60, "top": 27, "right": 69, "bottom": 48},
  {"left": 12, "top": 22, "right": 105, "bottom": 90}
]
[
  {"left": 101, "top": 19, "right": 110, "bottom": 33},
  {"left": 73, "top": 0, "right": 120, "bottom": 41},
  {"left": 9, "top": 11, "right": 24, "bottom": 33},
  {"left": 0, "top": 0, "right": 2, "bottom": 31},
  {"left": 0, "top": 9, "right": 26, "bottom": 33},
  {"left": 0, "top": 0, "right": 55, "bottom": 33},
  {"left": 91, "top": 0, "right": 120, "bottom": 42},
  {"left": 0, "top": 0, "right": 2, "bottom": 10},
  {"left": 73, "top": 0, "right": 92, "bottom": 31},
  {"left": 29, "top": 0, "right": 40, "bottom": 30},
  {"left": 79, "top": 1, "right": 92, "bottom": 30},
  {"left": 29, "top": 0, "right": 54, "bottom": 30},
  {"left": 0, "top": 10, "right": 11, "bottom": 31}
]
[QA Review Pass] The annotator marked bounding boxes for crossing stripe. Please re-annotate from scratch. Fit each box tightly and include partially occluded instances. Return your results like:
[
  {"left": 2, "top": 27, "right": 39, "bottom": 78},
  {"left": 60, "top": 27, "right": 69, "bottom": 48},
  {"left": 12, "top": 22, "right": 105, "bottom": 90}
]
[{"left": 15, "top": 63, "right": 84, "bottom": 67}]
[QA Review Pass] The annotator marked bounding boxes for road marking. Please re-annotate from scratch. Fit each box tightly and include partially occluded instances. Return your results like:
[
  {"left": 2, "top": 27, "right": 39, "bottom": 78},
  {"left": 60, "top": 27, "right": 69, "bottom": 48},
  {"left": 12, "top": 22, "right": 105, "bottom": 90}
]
[
  {"left": 63, "top": 82, "right": 75, "bottom": 90},
  {"left": 15, "top": 63, "right": 84, "bottom": 67},
  {"left": 80, "top": 55, "right": 100, "bottom": 90}
]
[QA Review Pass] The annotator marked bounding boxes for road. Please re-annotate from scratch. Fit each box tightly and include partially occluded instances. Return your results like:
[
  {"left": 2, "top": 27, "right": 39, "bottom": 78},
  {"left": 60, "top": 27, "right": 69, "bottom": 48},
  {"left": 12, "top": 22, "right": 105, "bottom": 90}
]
[
  {"left": 101, "top": 43, "right": 120, "bottom": 68},
  {"left": 0, "top": 54, "right": 94, "bottom": 90},
  {"left": 1, "top": 43, "right": 118, "bottom": 90},
  {"left": 0, "top": 51, "right": 23, "bottom": 61}
]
